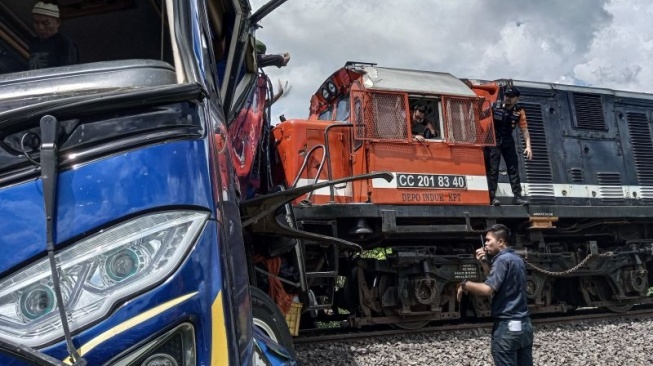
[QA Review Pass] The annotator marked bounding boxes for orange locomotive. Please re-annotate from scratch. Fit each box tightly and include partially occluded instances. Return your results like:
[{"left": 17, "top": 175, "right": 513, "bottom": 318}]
[{"left": 246, "top": 62, "right": 653, "bottom": 332}]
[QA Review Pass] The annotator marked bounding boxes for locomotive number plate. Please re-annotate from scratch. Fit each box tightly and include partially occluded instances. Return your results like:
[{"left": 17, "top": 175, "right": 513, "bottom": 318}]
[{"left": 396, "top": 173, "right": 467, "bottom": 189}]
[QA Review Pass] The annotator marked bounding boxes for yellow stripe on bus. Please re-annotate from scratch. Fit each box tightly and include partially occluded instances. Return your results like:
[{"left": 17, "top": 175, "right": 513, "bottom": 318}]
[
  {"left": 211, "top": 290, "right": 230, "bottom": 366},
  {"left": 62, "top": 292, "right": 197, "bottom": 365}
]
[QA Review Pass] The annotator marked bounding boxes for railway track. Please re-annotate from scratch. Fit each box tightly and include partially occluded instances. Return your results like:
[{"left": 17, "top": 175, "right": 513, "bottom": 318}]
[{"left": 294, "top": 306, "right": 653, "bottom": 344}]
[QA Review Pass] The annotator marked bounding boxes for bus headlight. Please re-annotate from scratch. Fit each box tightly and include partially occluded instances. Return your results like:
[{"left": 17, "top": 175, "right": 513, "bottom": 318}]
[{"left": 0, "top": 210, "right": 208, "bottom": 347}]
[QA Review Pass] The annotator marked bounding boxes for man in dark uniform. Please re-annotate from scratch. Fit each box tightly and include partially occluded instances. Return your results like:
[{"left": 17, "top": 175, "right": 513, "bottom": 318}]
[
  {"left": 29, "top": 2, "right": 78, "bottom": 70},
  {"left": 485, "top": 87, "right": 532, "bottom": 205},
  {"left": 457, "top": 224, "right": 533, "bottom": 366},
  {"left": 410, "top": 104, "right": 436, "bottom": 141}
]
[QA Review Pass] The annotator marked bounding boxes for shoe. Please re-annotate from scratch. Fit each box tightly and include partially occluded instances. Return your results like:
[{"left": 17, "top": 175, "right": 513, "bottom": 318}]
[
  {"left": 514, "top": 195, "right": 529, "bottom": 205},
  {"left": 491, "top": 198, "right": 501, "bottom": 206},
  {"left": 281, "top": 52, "right": 291, "bottom": 66}
]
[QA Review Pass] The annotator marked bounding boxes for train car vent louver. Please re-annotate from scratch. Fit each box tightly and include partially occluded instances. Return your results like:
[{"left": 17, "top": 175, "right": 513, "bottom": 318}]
[
  {"left": 518, "top": 87, "right": 555, "bottom": 99},
  {"left": 597, "top": 172, "right": 624, "bottom": 204},
  {"left": 573, "top": 93, "right": 606, "bottom": 130},
  {"left": 626, "top": 112, "right": 653, "bottom": 201},
  {"left": 521, "top": 103, "right": 554, "bottom": 203},
  {"left": 570, "top": 168, "right": 584, "bottom": 183}
]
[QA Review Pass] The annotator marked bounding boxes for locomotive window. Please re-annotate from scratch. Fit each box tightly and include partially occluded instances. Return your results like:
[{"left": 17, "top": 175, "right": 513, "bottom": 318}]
[
  {"left": 371, "top": 93, "right": 407, "bottom": 140},
  {"left": 353, "top": 98, "right": 363, "bottom": 149},
  {"left": 409, "top": 97, "right": 443, "bottom": 140},
  {"left": 335, "top": 96, "right": 350, "bottom": 121},
  {"left": 424, "top": 99, "right": 442, "bottom": 139},
  {"left": 441, "top": 96, "right": 486, "bottom": 144},
  {"left": 318, "top": 108, "right": 332, "bottom": 121}
]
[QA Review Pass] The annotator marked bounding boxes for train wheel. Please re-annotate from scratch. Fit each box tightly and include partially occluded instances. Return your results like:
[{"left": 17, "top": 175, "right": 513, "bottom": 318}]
[
  {"left": 251, "top": 287, "right": 296, "bottom": 360},
  {"left": 391, "top": 318, "right": 431, "bottom": 330},
  {"left": 595, "top": 281, "right": 633, "bottom": 313},
  {"left": 602, "top": 303, "right": 633, "bottom": 313},
  {"left": 377, "top": 275, "right": 430, "bottom": 330}
]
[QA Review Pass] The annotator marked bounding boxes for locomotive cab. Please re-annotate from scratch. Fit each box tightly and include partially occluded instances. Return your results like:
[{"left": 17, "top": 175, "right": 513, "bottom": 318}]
[{"left": 272, "top": 62, "right": 496, "bottom": 206}]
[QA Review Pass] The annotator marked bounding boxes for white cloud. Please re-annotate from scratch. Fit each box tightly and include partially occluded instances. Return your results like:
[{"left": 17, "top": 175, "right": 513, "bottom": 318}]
[
  {"left": 251, "top": 0, "right": 651, "bottom": 119},
  {"left": 572, "top": 0, "right": 653, "bottom": 91}
]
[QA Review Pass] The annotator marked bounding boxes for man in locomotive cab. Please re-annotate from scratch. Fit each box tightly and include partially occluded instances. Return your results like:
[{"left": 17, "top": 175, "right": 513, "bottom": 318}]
[
  {"left": 410, "top": 104, "right": 436, "bottom": 141},
  {"left": 457, "top": 224, "right": 533, "bottom": 366},
  {"left": 484, "top": 86, "right": 532, "bottom": 206}
]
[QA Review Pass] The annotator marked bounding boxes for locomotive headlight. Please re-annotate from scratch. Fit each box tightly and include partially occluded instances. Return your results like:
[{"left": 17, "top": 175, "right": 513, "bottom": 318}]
[
  {"left": 327, "top": 81, "right": 337, "bottom": 95},
  {"left": 0, "top": 210, "right": 208, "bottom": 347},
  {"left": 321, "top": 87, "right": 330, "bottom": 100}
]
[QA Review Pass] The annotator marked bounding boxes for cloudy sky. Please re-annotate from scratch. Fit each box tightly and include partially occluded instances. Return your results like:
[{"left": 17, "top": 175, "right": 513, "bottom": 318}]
[{"left": 250, "top": 0, "right": 652, "bottom": 120}]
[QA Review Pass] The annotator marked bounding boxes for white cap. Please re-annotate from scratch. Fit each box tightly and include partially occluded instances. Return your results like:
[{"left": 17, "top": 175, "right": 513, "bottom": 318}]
[{"left": 32, "top": 2, "right": 60, "bottom": 19}]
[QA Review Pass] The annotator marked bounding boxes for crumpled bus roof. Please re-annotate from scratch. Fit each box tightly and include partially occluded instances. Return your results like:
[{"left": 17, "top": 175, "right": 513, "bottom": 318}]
[{"left": 360, "top": 66, "right": 477, "bottom": 98}]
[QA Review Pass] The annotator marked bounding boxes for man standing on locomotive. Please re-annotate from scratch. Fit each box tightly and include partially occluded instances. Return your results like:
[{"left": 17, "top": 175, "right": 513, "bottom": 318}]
[
  {"left": 484, "top": 87, "right": 532, "bottom": 206},
  {"left": 457, "top": 224, "right": 534, "bottom": 366}
]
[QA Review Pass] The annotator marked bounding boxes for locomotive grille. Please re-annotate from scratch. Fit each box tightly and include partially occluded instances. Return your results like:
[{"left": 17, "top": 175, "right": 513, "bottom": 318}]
[
  {"left": 573, "top": 93, "right": 606, "bottom": 130},
  {"left": 521, "top": 103, "right": 554, "bottom": 203},
  {"left": 626, "top": 112, "right": 653, "bottom": 201},
  {"left": 353, "top": 90, "right": 408, "bottom": 141},
  {"left": 570, "top": 168, "right": 584, "bottom": 183},
  {"left": 442, "top": 97, "right": 494, "bottom": 146},
  {"left": 597, "top": 172, "right": 624, "bottom": 203}
]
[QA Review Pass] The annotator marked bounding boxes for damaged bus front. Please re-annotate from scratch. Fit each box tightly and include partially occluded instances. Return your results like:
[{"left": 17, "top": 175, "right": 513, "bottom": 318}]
[{"left": 0, "top": 0, "right": 293, "bottom": 365}]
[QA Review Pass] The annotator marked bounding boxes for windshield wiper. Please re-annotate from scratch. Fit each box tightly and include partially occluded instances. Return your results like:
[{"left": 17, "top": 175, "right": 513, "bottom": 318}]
[
  {"left": 39, "top": 116, "right": 86, "bottom": 365},
  {"left": 0, "top": 337, "right": 64, "bottom": 366}
]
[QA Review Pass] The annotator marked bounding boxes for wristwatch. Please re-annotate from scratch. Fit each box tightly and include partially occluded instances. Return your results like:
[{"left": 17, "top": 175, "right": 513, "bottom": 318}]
[{"left": 461, "top": 279, "right": 469, "bottom": 292}]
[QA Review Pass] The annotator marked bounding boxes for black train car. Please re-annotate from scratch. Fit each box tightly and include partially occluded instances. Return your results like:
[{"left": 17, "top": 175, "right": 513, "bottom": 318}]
[
  {"left": 472, "top": 80, "right": 653, "bottom": 314},
  {"left": 497, "top": 80, "right": 653, "bottom": 209}
]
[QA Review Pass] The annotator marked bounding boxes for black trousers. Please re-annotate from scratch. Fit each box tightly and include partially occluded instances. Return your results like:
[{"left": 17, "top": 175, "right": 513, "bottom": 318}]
[
  {"left": 484, "top": 142, "right": 522, "bottom": 199},
  {"left": 491, "top": 319, "right": 534, "bottom": 366}
]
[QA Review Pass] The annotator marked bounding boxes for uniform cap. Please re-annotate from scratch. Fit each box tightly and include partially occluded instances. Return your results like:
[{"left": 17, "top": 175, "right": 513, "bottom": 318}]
[
  {"left": 255, "top": 39, "right": 267, "bottom": 54},
  {"left": 32, "top": 2, "right": 60, "bottom": 19},
  {"left": 505, "top": 86, "right": 520, "bottom": 97}
]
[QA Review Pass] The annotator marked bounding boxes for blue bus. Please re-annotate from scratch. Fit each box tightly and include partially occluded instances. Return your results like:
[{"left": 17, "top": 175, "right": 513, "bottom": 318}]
[{"left": 0, "top": 0, "right": 296, "bottom": 364}]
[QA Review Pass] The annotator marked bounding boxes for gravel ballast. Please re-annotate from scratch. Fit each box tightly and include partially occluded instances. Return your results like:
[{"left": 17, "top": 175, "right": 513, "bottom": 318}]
[{"left": 295, "top": 315, "right": 653, "bottom": 365}]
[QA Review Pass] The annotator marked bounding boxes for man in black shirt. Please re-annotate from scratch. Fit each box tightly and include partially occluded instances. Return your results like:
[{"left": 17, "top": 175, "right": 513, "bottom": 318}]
[
  {"left": 410, "top": 104, "right": 436, "bottom": 141},
  {"left": 29, "top": 2, "right": 78, "bottom": 70},
  {"left": 457, "top": 224, "right": 533, "bottom": 365}
]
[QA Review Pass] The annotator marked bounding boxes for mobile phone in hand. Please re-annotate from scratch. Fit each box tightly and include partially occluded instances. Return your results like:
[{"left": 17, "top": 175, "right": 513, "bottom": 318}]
[{"left": 480, "top": 235, "right": 488, "bottom": 262}]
